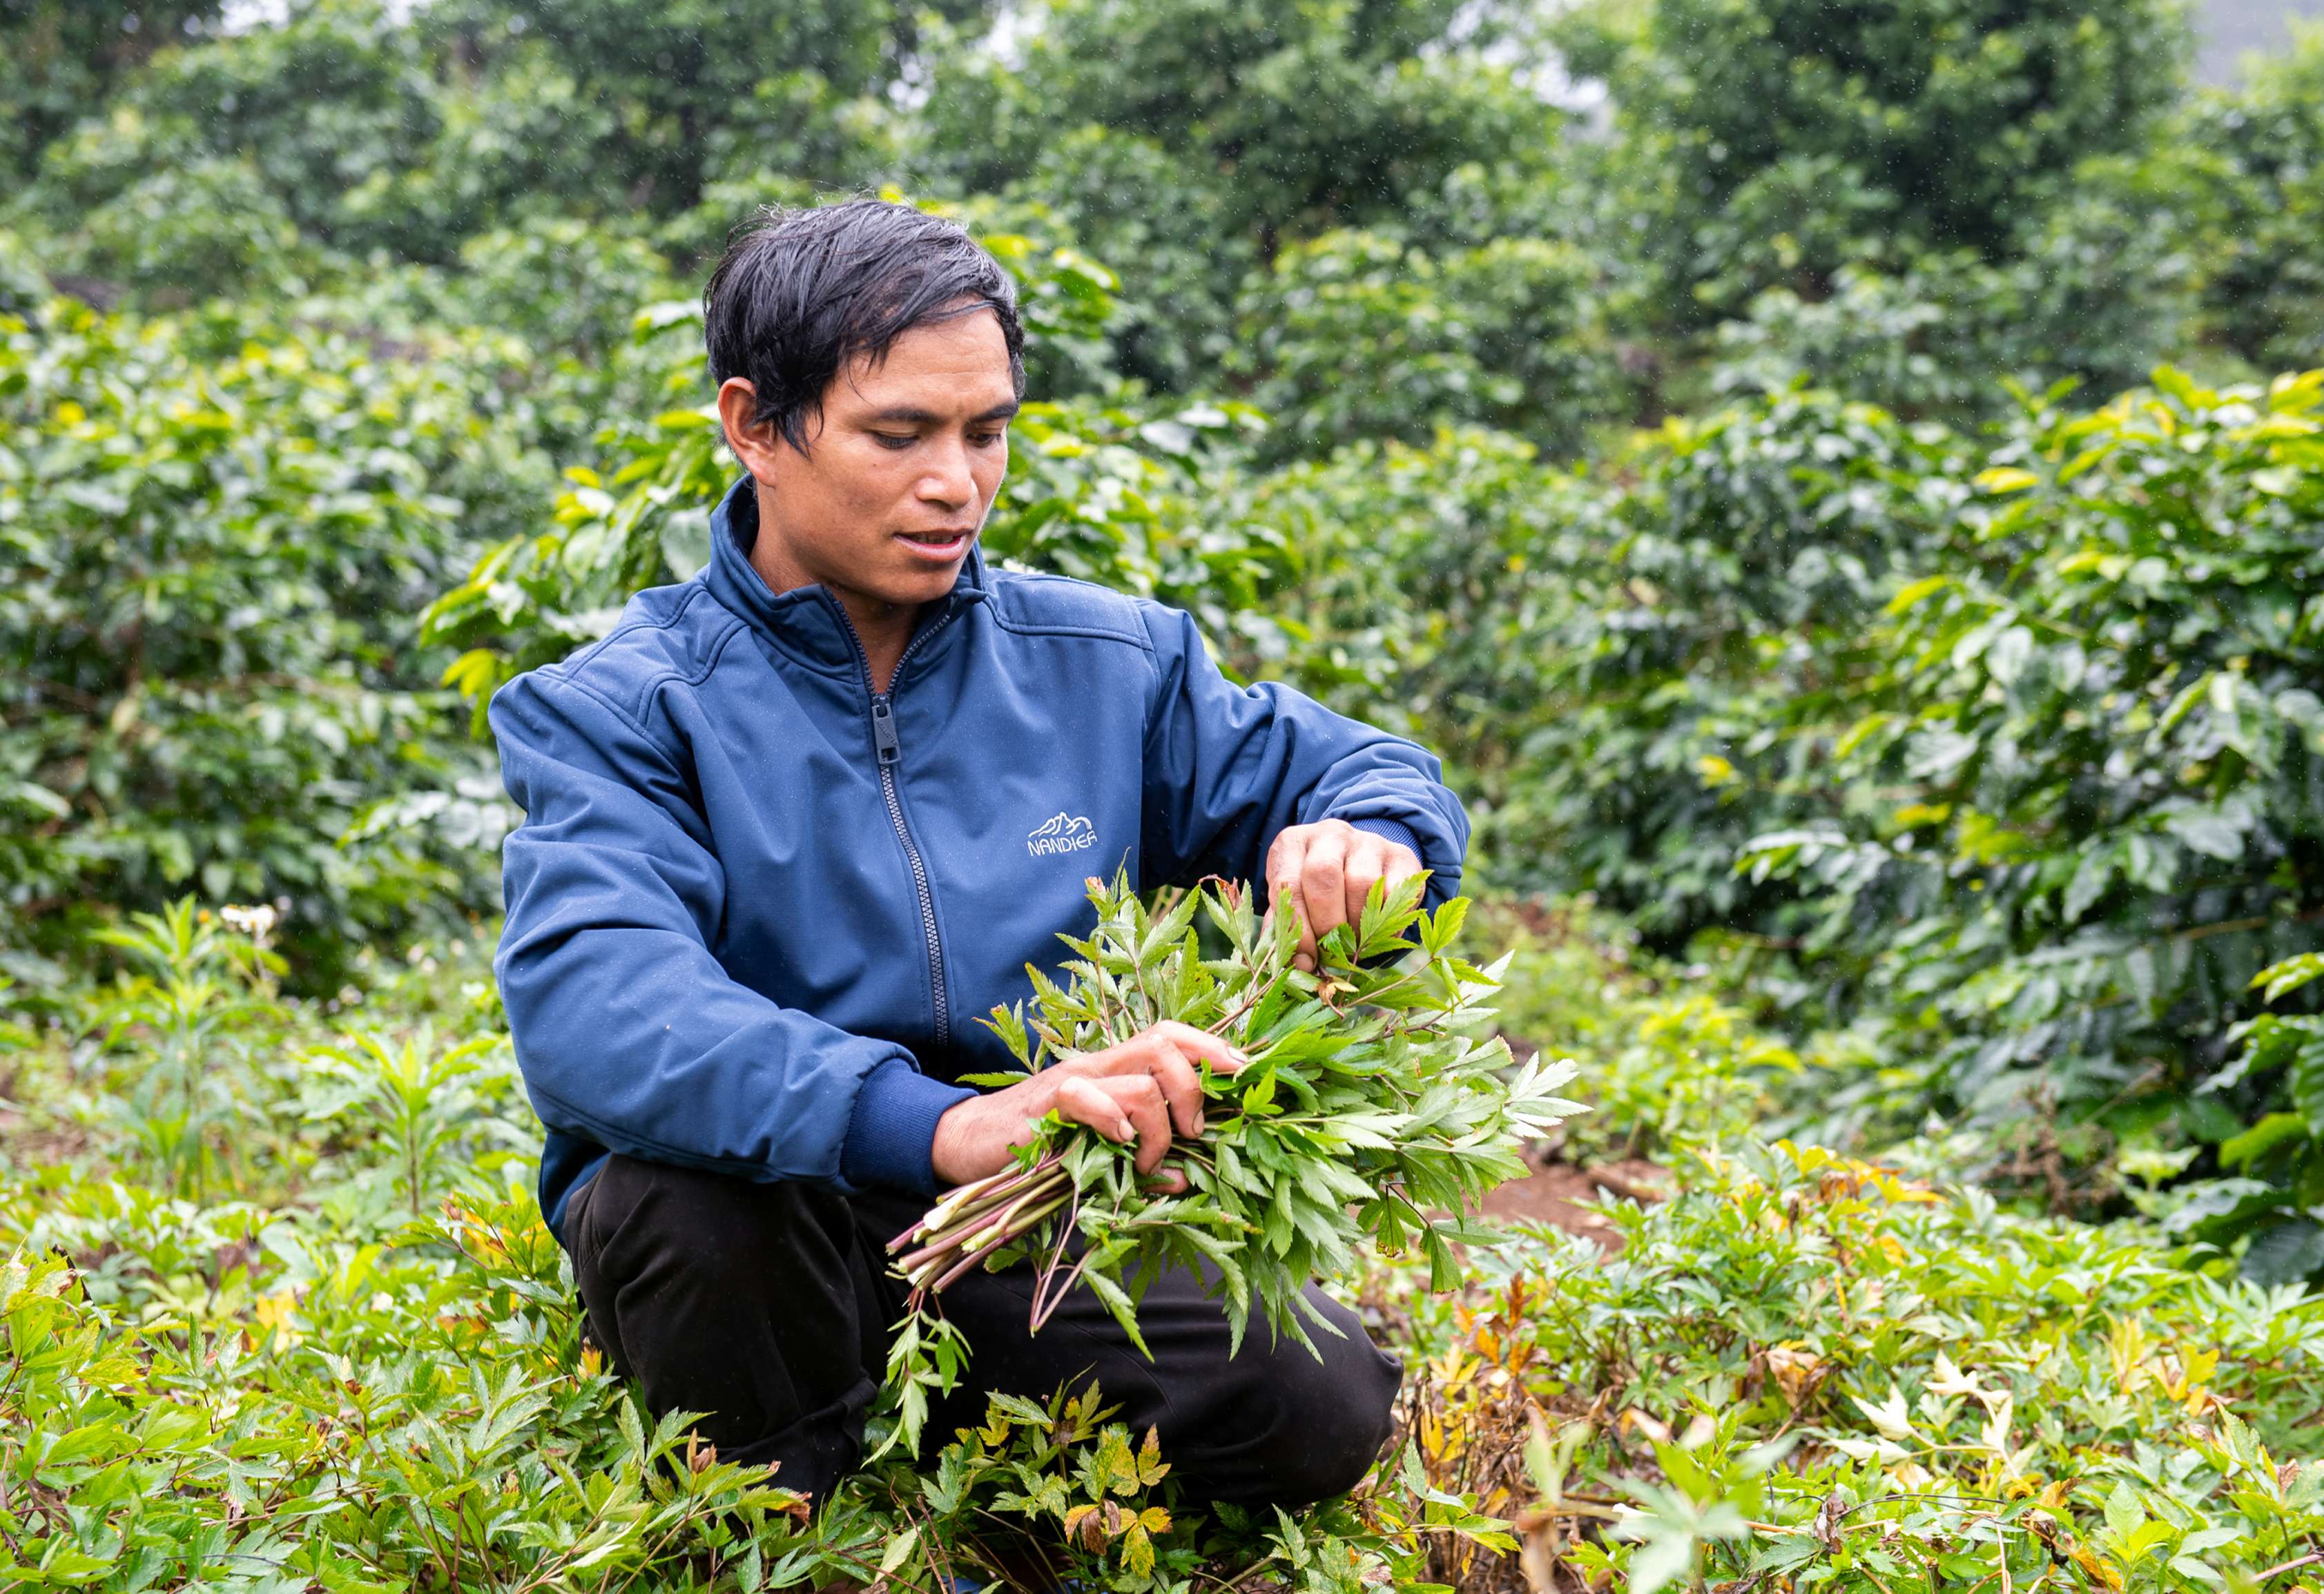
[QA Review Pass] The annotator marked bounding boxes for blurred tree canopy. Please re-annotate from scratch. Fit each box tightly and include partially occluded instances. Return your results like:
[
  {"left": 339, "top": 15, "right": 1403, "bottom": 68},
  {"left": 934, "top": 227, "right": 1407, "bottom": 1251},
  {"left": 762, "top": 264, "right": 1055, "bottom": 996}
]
[
  {"left": 420, "top": 0, "right": 909, "bottom": 217},
  {"left": 0, "top": 3, "right": 226, "bottom": 178},
  {"left": 1554, "top": 0, "right": 2191, "bottom": 317},
  {"left": 2183, "top": 26, "right": 2324, "bottom": 373}
]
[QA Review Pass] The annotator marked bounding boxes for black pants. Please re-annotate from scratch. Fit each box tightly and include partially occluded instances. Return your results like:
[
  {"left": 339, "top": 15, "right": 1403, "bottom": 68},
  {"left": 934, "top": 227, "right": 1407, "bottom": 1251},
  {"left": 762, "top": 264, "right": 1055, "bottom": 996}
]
[{"left": 565, "top": 1154, "right": 1403, "bottom": 1506}]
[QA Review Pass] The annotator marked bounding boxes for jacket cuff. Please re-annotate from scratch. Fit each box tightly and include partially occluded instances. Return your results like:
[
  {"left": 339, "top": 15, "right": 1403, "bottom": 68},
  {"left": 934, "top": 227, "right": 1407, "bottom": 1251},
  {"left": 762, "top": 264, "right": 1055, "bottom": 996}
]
[
  {"left": 1348, "top": 816, "right": 1422, "bottom": 864},
  {"left": 841, "top": 1056, "right": 977, "bottom": 1196}
]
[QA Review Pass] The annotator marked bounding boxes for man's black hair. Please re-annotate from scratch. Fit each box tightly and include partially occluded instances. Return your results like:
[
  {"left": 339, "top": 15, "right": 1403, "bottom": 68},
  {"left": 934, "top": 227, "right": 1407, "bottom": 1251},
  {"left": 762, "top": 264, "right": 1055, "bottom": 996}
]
[{"left": 704, "top": 198, "right": 1025, "bottom": 454}]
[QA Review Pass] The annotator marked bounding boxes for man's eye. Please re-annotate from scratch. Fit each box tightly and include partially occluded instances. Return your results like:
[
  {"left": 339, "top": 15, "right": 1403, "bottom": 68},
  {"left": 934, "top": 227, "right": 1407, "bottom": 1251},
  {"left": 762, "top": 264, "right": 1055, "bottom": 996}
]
[
  {"left": 873, "top": 433, "right": 916, "bottom": 450},
  {"left": 969, "top": 429, "right": 1007, "bottom": 447}
]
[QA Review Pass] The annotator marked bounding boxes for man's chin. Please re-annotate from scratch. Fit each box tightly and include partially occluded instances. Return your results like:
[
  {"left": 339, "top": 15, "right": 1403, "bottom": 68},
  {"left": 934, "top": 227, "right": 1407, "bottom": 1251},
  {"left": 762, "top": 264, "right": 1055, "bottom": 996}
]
[{"left": 860, "top": 563, "right": 969, "bottom": 612}]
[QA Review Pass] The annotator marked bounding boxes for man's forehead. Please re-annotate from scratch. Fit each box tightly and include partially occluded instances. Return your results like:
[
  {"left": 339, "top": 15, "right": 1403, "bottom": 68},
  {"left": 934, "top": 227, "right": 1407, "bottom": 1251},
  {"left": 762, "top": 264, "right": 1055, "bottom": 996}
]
[{"left": 835, "top": 318, "right": 1018, "bottom": 416}]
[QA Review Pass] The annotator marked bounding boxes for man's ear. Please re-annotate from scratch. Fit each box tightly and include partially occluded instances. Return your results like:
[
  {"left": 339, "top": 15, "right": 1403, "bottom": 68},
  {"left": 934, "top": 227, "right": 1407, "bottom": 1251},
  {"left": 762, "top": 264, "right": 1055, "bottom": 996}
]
[{"left": 716, "top": 377, "right": 787, "bottom": 480}]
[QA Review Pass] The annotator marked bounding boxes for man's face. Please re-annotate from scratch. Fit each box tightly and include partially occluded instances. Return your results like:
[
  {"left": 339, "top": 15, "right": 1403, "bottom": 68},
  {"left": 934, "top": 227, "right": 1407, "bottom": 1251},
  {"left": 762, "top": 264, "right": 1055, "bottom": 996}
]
[{"left": 719, "top": 307, "right": 1018, "bottom": 618}]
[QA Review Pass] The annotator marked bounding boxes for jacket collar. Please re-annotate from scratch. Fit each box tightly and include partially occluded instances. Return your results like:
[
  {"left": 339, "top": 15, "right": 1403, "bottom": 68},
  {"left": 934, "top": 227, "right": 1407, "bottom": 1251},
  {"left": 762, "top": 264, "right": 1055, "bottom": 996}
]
[{"left": 703, "top": 475, "right": 988, "bottom": 684}]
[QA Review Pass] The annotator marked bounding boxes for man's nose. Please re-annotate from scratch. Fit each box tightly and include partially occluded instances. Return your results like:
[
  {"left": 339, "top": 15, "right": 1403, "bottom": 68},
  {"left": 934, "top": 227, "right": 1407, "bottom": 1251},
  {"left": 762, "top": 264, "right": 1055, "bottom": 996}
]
[{"left": 917, "top": 436, "right": 977, "bottom": 507}]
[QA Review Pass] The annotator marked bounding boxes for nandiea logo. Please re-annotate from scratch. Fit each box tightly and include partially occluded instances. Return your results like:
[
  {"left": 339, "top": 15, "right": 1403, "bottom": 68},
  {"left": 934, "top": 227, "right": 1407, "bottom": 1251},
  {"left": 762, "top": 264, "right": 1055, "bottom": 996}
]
[{"left": 1027, "top": 812, "right": 1097, "bottom": 858}]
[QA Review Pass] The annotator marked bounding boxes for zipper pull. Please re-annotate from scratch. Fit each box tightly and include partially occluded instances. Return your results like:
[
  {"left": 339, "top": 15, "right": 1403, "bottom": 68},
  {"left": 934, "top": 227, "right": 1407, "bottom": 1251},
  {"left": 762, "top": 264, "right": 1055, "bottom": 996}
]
[{"left": 870, "top": 695, "right": 901, "bottom": 764}]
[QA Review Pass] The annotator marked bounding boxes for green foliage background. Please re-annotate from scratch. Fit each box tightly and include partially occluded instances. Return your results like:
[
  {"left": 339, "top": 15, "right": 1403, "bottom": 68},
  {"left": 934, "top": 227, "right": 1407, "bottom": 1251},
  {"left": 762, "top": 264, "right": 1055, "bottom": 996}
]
[{"left": 6, "top": 0, "right": 2324, "bottom": 1588}]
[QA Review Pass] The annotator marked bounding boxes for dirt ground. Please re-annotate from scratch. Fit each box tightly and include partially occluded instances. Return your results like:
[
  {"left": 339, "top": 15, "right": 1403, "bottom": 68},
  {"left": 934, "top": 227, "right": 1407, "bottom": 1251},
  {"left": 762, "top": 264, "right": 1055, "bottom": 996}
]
[{"left": 1478, "top": 1153, "right": 1670, "bottom": 1255}]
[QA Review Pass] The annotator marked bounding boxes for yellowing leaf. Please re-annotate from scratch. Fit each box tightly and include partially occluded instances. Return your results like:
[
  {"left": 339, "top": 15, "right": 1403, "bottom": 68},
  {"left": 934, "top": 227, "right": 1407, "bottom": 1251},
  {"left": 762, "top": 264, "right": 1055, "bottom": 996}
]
[
  {"left": 1765, "top": 1343, "right": 1826, "bottom": 1407},
  {"left": 1853, "top": 1385, "right": 1917, "bottom": 1444}
]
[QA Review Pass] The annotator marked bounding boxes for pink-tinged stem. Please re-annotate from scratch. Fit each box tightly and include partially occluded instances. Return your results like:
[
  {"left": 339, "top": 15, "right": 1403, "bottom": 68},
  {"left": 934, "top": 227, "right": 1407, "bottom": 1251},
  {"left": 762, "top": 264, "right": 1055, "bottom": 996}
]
[
  {"left": 887, "top": 1154, "right": 1061, "bottom": 1253},
  {"left": 894, "top": 1178, "right": 1036, "bottom": 1270},
  {"left": 1028, "top": 1247, "right": 1099, "bottom": 1334},
  {"left": 894, "top": 1167, "right": 1069, "bottom": 1274},
  {"left": 927, "top": 1192, "right": 1069, "bottom": 1291},
  {"left": 1026, "top": 1187, "right": 1085, "bottom": 1327}
]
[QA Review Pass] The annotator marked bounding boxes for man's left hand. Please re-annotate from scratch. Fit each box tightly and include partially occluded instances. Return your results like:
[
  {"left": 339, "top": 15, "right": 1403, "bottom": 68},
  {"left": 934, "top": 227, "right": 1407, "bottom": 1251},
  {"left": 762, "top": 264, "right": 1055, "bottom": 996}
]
[{"left": 1264, "top": 818, "right": 1424, "bottom": 972}]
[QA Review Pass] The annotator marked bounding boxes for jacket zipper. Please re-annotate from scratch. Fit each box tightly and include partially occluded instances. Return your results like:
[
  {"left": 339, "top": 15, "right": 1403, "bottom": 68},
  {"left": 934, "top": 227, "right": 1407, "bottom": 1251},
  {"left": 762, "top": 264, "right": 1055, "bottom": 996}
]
[{"left": 837, "top": 604, "right": 956, "bottom": 1047}]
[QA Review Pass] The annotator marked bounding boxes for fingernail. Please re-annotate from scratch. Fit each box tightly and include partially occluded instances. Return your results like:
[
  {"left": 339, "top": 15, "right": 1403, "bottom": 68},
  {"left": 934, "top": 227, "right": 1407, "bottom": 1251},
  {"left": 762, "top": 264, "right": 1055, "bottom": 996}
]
[{"left": 1294, "top": 953, "right": 1315, "bottom": 972}]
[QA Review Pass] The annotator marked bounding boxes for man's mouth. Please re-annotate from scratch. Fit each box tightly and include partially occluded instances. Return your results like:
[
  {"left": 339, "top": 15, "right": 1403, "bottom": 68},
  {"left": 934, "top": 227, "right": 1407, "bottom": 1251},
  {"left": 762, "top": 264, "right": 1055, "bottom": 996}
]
[{"left": 896, "top": 527, "right": 976, "bottom": 561}]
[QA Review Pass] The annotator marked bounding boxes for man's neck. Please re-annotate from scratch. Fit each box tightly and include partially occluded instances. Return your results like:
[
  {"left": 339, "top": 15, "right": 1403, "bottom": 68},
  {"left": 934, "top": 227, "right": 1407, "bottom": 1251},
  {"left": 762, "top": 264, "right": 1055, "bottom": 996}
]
[
  {"left": 747, "top": 526, "right": 918, "bottom": 694},
  {"left": 833, "top": 593, "right": 918, "bottom": 694}
]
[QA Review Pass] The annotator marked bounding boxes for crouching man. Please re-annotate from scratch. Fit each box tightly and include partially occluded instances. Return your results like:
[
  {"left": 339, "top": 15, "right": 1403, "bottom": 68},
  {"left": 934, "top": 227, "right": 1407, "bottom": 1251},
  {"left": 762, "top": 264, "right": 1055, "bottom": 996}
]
[{"left": 490, "top": 198, "right": 1469, "bottom": 1507}]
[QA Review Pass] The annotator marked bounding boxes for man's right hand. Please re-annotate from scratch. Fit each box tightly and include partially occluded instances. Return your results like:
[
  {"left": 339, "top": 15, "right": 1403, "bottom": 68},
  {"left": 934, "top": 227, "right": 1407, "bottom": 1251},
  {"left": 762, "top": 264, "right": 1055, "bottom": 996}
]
[{"left": 927, "top": 1021, "right": 1249, "bottom": 1191}]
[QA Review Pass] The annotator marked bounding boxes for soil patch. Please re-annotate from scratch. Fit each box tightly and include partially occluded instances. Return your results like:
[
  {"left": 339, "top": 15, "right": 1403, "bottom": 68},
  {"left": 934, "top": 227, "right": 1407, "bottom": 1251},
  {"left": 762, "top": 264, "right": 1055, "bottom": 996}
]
[{"left": 1480, "top": 1156, "right": 1669, "bottom": 1256}]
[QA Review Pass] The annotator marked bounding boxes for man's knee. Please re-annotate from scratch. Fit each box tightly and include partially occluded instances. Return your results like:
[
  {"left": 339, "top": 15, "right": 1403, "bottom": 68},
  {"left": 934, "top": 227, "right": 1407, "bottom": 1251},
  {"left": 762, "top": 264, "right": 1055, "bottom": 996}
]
[
  {"left": 1178, "top": 1296, "right": 1403, "bottom": 1507},
  {"left": 1262, "top": 1326, "right": 1402, "bottom": 1504}
]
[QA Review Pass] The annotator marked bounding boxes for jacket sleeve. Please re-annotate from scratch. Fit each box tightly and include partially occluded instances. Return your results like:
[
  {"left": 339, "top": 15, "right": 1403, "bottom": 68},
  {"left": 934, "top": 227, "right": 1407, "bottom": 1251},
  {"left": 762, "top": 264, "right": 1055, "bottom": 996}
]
[
  {"left": 1135, "top": 603, "right": 1471, "bottom": 905},
  {"left": 490, "top": 668, "right": 971, "bottom": 1196}
]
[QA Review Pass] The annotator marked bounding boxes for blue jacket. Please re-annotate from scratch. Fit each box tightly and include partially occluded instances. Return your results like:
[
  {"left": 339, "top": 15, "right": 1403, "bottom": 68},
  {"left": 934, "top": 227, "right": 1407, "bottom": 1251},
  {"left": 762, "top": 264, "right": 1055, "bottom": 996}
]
[{"left": 492, "top": 478, "right": 1469, "bottom": 1241}]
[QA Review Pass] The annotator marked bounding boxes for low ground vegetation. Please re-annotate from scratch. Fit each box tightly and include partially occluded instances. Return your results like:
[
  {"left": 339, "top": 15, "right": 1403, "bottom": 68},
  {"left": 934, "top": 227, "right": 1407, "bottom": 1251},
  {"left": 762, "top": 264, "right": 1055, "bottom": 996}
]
[{"left": 8, "top": 904, "right": 2324, "bottom": 1591}]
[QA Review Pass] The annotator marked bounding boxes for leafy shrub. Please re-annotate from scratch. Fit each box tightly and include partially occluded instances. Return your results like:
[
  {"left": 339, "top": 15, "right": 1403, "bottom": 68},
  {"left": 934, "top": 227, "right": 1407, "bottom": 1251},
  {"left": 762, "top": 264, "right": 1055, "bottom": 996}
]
[
  {"left": 1232, "top": 229, "right": 1624, "bottom": 463},
  {"left": 1743, "top": 368, "right": 2324, "bottom": 1241},
  {"left": 61, "top": 152, "right": 313, "bottom": 307},
  {"left": 1232, "top": 389, "right": 1955, "bottom": 942},
  {"left": 1466, "top": 390, "right": 1953, "bottom": 937},
  {"left": 1710, "top": 166, "right": 2199, "bottom": 425},
  {"left": 0, "top": 298, "right": 527, "bottom": 980},
  {"left": 2168, "top": 949, "right": 2324, "bottom": 1282},
  {"left": 973, "top": 124, "right": 1257, "bottom": 396}
]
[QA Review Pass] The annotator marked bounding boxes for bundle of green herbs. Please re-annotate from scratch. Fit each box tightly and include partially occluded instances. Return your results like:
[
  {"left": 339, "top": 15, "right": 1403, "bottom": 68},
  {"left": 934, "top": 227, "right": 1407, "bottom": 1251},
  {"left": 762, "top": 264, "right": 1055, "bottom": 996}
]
[{"left": 880, "top": 874, "right": 1580, "bottom": 1450}]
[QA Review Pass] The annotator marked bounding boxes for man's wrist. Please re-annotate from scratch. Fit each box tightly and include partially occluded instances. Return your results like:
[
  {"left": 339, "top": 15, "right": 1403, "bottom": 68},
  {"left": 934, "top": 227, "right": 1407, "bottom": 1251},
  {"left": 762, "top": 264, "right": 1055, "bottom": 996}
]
[{"left": 841, "top": 1057, "right": 976, "bottom": 1196}]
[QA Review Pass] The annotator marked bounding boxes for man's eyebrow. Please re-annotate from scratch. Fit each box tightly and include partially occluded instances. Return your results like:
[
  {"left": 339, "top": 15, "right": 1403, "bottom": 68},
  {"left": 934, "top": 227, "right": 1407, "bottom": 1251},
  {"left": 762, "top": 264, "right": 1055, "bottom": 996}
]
[{"left": 863, "top": 401, "right": 1022, "bottom": 425}]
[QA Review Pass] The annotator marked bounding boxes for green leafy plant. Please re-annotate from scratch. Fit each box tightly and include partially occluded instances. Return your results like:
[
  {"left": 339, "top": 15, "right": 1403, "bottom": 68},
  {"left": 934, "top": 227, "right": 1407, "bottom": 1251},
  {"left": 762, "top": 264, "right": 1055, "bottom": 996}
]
[
  {"left": 2164, "top": 949, "right": 2324, "bottom": 1276},
  {"left": 83, "top": 900, "right": 280, "bottom": 1200},
  {"left": 300, "top": 1027, "right": 527, "bottom": 1220},
  {"left": 0, "top": 1196, "right": 824, "bottom": 1592},
  {"left": 0, "top": 296, "right": 527, "bottom": 982},
  {"left": 882, "top": 875, "right": 1580, "bottom": 1449}
]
